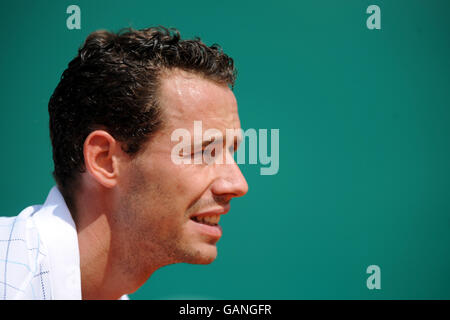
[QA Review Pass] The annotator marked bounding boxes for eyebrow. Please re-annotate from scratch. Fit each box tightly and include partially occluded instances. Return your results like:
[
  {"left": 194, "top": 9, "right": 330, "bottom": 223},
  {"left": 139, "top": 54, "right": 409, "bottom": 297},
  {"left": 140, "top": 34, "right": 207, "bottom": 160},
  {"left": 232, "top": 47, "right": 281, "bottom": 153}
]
[{"left": 193, "top": 131, "right": 242, "bottom": 151}]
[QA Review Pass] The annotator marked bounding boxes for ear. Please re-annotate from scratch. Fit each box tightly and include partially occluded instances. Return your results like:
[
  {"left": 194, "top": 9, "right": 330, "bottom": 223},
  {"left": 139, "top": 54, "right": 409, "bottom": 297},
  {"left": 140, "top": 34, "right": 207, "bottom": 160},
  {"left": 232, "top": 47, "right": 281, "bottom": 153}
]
[{"left": 83, "top": 130, "right": 120, "bottom": 188}]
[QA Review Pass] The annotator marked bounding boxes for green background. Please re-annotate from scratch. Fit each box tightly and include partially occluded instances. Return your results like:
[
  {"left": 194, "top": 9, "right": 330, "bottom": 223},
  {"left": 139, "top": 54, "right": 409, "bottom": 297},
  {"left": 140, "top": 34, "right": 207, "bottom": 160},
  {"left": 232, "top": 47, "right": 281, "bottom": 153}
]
[{"left": 1, "top": 0, "right": 449, "bottom": 299}]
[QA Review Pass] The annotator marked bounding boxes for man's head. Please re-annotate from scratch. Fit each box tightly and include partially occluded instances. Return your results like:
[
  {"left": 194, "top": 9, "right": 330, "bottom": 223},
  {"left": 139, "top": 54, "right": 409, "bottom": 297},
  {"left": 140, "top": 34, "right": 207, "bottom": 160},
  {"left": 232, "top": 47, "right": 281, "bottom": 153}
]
[{"left": 48, "top": 27, "right": 248, "bottom": 275}]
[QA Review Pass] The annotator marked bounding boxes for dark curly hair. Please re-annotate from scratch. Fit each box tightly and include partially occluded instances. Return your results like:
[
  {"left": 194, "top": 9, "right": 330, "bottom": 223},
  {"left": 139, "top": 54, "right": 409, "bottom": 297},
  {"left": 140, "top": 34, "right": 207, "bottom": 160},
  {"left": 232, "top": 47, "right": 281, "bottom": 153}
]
[{"left": 49, "top": 26, "right": 236, "bottom": 208}]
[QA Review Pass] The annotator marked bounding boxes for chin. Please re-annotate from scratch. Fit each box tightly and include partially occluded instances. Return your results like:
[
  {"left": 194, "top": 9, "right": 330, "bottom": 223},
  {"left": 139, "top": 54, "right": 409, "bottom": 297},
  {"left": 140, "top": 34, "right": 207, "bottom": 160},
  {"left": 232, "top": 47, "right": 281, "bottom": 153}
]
[
  {"left": 186, "top": 244, "right": 218, "bottom": 265},
  {"left": 195, "top": 255, "right": 217, "bottom": 265}
]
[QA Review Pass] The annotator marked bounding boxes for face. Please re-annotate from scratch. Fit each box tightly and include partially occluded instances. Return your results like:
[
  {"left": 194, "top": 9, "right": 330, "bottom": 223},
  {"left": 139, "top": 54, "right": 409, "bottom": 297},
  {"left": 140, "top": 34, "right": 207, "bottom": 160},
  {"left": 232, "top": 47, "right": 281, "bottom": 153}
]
[{"left": 114, "top": 69, "right": 248, "bottom": 276}]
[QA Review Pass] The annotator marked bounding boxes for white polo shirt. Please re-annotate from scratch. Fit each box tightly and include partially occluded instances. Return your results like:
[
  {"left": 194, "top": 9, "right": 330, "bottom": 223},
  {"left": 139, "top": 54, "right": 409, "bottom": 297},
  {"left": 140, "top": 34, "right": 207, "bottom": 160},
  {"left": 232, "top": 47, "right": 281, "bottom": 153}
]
[{"left": 0, "top": 186, "right": 128, "bottom": 300}]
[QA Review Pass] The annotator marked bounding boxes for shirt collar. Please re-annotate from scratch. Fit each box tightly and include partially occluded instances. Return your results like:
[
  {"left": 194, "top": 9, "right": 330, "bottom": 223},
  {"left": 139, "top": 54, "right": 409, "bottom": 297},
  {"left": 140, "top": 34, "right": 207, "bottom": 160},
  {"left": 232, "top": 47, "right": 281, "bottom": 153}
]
[{"left": 32, "top": 186, "right": 82, "bottom": 300}]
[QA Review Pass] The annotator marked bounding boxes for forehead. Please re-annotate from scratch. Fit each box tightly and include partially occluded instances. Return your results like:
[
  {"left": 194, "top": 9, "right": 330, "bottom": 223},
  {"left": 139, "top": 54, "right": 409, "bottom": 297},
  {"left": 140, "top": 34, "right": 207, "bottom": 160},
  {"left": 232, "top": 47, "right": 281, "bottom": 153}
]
[{"left": 157, "top": 69, "right": 240, "bottom": 132}]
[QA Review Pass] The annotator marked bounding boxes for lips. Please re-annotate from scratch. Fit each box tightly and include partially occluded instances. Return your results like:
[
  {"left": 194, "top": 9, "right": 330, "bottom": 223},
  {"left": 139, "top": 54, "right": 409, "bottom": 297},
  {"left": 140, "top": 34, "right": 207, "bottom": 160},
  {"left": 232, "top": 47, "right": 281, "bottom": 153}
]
[
  {"left": 189, "top": 204, "right": 230, "bottom": 237},
  {"left": 191, "top": 214, "right": 221, "bottom": 226},
  {"left": 189, "top": 204, "right": 230, "bottom": 222}
]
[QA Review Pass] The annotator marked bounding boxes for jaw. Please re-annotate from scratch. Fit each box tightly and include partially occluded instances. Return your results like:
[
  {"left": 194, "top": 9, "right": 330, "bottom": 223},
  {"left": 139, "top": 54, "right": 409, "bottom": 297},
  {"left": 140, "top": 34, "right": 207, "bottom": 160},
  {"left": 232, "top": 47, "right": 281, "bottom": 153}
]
[
  {"left": 175, "top": 220, "right": 221, "bottom": 264},
  {"left": 186, "top": 243, "right": 218, "bottom": 265}
]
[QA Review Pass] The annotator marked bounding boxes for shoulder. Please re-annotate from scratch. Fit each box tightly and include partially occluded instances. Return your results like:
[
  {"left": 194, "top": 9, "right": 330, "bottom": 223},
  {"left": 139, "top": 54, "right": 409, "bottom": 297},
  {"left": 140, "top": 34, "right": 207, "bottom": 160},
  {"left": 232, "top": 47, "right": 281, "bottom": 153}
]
[
  {"left": 0, "top": 205, "right": 43, "bottom": 249},
  {"left": 0, "top": 205, "right": 51, "bottom": 300}
]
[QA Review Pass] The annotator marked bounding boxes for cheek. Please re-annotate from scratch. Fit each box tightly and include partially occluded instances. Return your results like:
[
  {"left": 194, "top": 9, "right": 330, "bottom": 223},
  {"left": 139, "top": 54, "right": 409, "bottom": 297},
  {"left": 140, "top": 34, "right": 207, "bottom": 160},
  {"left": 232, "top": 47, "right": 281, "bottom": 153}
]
[
  {"left": 130, "top": 152, "right": 215, "bottom": 224},
  {"left": 170, "top": 165, "right": 210, "bottom": 203}
]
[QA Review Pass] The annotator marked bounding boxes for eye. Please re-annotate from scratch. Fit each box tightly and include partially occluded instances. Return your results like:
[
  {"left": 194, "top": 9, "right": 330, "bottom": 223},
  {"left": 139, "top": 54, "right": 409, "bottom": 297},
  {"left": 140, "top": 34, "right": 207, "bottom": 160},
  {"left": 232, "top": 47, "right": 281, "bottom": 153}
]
[
  {"left": 229, "top": 140, "right": 239, "bottom": 154},
  {"left": 191, "top": 149, "right": 203, "bottom": 157}
]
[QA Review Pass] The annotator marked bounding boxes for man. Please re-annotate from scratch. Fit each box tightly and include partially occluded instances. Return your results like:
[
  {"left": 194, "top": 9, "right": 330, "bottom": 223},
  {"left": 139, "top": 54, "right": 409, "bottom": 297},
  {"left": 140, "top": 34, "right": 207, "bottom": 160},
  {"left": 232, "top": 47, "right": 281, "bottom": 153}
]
[{"left": 0, "top": 26, "right": 248, "bottom": 300}]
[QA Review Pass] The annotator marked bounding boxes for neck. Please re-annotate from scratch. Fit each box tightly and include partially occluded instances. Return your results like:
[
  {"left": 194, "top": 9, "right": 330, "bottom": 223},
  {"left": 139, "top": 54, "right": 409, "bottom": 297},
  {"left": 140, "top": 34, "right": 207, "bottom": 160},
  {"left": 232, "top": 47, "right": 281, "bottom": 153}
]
[
  {"left": 77, "top": 214, "right": 120, "bottom": 299},
  {"left": 73, "top": 187, "right": 157, "bottom": 300}
]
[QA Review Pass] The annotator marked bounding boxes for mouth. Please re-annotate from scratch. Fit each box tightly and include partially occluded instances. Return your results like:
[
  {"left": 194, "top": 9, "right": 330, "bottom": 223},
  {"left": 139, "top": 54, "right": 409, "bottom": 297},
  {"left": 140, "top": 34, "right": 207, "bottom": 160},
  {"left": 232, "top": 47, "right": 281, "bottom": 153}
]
[
  {"left": 190, "top": 214, "right": 221, "bottom": 226},
  {"left": 188, "top": 205, "right": 230, "bottom": 238}
]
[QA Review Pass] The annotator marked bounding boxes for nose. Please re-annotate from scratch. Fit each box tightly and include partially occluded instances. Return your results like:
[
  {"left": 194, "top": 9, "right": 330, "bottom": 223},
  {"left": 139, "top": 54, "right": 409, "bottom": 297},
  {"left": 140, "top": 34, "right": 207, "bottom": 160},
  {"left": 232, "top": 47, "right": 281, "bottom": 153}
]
[{"left": 210, "top": 159, "right": 249, "bottom": 199}]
